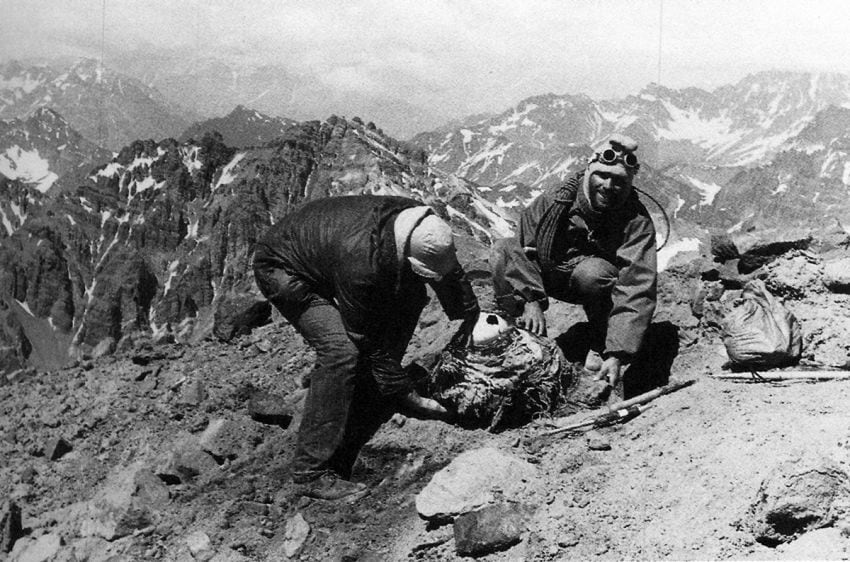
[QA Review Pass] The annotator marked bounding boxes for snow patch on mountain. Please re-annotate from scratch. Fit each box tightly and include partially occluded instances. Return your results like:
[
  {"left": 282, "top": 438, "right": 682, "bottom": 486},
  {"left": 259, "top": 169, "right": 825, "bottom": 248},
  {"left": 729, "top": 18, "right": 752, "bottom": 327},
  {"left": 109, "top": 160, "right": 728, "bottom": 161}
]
[
  {"left": 658, "top": 102, "right": 738, "bottom": 148},
  {"left": 0, "top": 146, "right": 58, "bottom": 192},
  {"left": 488, "top": 103, "right": 539, "bottom": 134},
  {"left": 657, "top": 237, "right": 700, "bottom": 271},
  {"left": 456, "top": 138, "right": 513, "bottom": 177},
  {"left": 213, "top": 152, "right": 246, "bottom": 192},
  {"left": 0, "top": 207, "right": 14, "bottom": 235},
  {"left": 683, "top": 176, "right": 723, "bottom": 206}
]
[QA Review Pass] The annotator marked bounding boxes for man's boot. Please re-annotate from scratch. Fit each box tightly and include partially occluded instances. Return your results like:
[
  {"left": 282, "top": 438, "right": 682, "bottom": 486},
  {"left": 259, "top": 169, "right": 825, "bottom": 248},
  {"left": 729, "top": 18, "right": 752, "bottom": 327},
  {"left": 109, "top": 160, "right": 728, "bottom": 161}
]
[{"left": 296, "top": 471, "right": 370, "bottom": 501}]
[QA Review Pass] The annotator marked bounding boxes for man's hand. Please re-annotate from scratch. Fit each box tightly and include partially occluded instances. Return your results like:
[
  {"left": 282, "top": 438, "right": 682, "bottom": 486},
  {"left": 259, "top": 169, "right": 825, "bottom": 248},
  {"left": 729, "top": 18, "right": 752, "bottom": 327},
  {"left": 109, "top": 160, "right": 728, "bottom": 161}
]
[
  {"left": 398, "top": 390, "right": 452, "bottom": 421},
  {"left": 595, "top": 355, "right": 623, "bottom": 389},
  {"left": 517, "top": 301, "right": 546, "bottom": 336}
]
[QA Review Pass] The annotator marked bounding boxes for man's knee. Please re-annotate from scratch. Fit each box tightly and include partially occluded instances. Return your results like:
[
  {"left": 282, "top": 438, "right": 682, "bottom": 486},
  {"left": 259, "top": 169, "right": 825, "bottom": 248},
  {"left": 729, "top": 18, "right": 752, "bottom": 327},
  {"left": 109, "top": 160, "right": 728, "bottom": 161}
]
[
  {"left": 316, "top": 337, "right": 359, "bottom": 373},
  {"left": 570, "top": 257, "right": 618, "bottom": 298}
]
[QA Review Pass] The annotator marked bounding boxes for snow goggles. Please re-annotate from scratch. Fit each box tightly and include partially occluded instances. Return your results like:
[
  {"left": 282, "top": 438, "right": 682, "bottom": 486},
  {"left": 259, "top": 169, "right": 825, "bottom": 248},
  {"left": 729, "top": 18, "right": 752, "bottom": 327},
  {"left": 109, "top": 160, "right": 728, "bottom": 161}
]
[{"left": 591, "top": 148, "right": 640, "bottom": 170}]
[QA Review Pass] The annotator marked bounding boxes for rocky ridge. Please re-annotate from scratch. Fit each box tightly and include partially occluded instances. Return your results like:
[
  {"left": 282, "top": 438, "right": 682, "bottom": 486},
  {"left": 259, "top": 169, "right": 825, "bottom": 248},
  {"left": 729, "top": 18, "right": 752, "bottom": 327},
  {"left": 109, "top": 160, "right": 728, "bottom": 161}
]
[
  {"left": 0, "top": 111, "right": 514, "bottom": 376},
  {"left": 3, "top": 228, "right": 850, "bottom": 560},
  {"left": 178, "top": 106, "right": 298, "bottom": 149}
]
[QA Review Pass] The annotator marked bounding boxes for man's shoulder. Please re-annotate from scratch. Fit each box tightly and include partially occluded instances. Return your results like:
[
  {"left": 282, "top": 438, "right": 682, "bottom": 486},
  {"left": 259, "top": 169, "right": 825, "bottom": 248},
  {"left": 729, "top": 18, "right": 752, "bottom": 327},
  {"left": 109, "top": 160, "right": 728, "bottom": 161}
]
[{"left": 620, "top": 190, "right": 656, "bottom": 233}]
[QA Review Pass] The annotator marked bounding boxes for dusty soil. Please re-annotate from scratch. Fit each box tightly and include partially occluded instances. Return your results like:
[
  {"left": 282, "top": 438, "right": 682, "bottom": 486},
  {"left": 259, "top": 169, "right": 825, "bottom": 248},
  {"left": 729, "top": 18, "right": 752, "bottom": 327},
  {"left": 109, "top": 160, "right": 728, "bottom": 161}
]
[{"left": 3, "top": 247, "right": 850, "bottom": 561}]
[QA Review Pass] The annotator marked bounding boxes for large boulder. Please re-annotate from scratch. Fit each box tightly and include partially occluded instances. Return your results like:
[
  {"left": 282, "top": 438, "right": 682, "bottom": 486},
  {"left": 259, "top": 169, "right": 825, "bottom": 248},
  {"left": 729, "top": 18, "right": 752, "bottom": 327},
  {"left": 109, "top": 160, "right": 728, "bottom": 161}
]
[
  {"left": 80, "top": 462, "right": 170, "bottom": 540},
  {"left": 746, "top": 457, "right": 850, "bottom": 546},
  {"left": 775, "top": 528, "right": 850, "bottom": 560},
  {"left": 823, "top": 257, "right": 850, "bottom": 294},
  {"left": 199, "top": 417, "right": 263, "bottom": 461},
  {"left": 415, "top": 447, "right": 540, "bottom": 521},
  {"left": 213, "top": 294, "right": 271, "bottom": 342},
  {"left": 8, "top": 532, "right": 62, "bottom": 562},
  {"left": 764, "top": 252, "right": 823, "bottom": 299}
]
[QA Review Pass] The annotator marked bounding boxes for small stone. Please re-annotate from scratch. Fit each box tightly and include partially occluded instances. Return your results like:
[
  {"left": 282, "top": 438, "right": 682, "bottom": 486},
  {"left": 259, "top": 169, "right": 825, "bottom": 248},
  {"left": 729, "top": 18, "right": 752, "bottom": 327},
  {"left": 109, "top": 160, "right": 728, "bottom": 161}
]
[
  {"left": 390, "top": 413, "right": 406, "bottom": 427},
  {"left": 179, "top": 380, "right": 208, "bottom": 406},
  {"left": 45, "top": 437, "right": 72, "bottom": 461},
  {"left": 242, "top": 501, "right": 269, "bottom": 516},
  {"left": 1, "top": 500, "right": 24, "bottom": 553},
  {"left": 283, "top": 513, "right": 310, "bottom": 558},
  {"left": 187, "top": 530, "right": 212, "bottom": 557},
  {"left": 558, "top": 532, "right": 580, "bottom": 548},
  {"left": 247, "top": 391, "right": 292, "bottom": 427},
  {"left": 588, "top": 438, "right": 611, "bottom": 451},
  {"left": 199, "top": 418, "right": 263, "bottom": 461}
]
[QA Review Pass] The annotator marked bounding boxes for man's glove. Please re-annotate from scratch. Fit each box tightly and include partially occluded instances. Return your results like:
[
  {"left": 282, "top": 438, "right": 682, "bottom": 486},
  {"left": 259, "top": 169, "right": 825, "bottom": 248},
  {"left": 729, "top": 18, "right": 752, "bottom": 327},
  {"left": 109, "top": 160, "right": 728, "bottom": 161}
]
[
  {"left": 398, "top": 390, "right": 453, "bottom": 421},
  {"left": 450, "top": 311, "right": 480, "bottom": 348}
]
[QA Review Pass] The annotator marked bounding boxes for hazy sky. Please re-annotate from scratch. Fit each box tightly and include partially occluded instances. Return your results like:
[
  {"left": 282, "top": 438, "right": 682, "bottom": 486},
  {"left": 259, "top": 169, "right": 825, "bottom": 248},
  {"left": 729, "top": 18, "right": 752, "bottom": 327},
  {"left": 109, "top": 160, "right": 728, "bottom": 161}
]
[{"left": 3, "top": 0, "right": 850, "bottom": 119}]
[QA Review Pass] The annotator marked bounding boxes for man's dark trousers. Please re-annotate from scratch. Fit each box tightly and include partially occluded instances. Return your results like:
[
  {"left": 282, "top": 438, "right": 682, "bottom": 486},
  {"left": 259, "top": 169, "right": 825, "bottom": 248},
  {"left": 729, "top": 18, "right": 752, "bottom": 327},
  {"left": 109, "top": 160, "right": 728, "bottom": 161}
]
[
  {"left": 255, "top": 266, "right": 421, "bottom": 482},
  {"left": 490, "top": 237, "right": 617, "bottom": 346}
]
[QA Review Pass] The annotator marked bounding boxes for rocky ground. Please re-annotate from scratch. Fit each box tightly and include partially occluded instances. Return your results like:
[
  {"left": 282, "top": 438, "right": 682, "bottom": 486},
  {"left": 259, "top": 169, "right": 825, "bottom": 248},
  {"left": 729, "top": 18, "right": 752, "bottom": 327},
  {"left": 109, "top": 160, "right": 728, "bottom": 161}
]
[{"left": 4, "top": 231, "right": 850, "bottom": 561}]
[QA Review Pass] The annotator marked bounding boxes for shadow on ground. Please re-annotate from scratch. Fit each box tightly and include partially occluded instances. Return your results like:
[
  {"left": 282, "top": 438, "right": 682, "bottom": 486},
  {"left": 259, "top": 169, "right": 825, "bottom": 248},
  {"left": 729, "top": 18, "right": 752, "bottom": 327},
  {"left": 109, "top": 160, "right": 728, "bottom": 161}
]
[{"left": 554, "top": 321, "right": 679, "bottom": 399}]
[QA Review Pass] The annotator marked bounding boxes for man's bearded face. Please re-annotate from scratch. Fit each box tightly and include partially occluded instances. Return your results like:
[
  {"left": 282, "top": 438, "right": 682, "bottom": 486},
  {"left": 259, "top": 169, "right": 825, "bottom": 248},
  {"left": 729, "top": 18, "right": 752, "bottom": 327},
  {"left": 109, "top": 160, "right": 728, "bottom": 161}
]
[{"left": 587, "top": 169, "right": 633, "bottom": 210}]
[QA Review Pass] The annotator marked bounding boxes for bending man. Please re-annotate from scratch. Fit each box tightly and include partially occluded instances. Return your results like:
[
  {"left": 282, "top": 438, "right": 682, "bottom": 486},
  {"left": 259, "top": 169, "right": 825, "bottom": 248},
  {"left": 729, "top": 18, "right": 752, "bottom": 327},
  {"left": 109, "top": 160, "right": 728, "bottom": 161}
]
[{"left": 254, "top": 195, "right": 479, "bottom": 501}]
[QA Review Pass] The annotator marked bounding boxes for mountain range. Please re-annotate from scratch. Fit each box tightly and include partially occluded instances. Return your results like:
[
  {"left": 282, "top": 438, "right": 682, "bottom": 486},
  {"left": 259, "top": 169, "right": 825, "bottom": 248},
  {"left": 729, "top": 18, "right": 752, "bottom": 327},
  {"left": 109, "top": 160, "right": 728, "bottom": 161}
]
[
  {"left": 2, "top": 57, "right": 850, "bottom": 373},
  {"left": 0, "top": 59, "right": 196, "bottom": 150}
]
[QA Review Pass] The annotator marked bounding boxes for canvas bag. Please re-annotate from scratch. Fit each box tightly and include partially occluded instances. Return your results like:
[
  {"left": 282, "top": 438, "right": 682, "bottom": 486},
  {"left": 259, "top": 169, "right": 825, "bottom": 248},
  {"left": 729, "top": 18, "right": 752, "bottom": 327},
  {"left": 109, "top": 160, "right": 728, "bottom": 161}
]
[{"left": 722, "top": 279, "right": 802, "bottom": 369}]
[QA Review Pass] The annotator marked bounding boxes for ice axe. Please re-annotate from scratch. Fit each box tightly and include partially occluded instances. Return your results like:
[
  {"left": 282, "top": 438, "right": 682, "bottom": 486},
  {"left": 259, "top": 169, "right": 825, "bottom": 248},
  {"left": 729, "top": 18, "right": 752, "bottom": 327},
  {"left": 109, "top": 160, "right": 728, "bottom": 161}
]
[
  {"left": 537, "top": 379, "right": 695, "bottom": 438},
  {"left": 711, "top": 369, "right": 850, "bottom": 382}
]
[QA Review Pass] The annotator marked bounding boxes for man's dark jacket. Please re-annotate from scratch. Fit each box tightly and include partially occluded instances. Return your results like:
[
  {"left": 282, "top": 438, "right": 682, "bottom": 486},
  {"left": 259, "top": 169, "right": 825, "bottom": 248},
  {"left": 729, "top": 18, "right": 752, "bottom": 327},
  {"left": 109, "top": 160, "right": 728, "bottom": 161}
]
[{"left": 253, "top": 195, "right": 479, "bottom": 396}]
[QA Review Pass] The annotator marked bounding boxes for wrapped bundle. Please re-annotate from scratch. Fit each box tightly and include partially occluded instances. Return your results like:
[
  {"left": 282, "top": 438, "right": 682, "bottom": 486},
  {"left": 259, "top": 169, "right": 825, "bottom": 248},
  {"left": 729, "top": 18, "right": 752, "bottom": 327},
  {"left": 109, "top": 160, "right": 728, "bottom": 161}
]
[{"left": 427, "top": 313, "right": 569, "bottom": 431}]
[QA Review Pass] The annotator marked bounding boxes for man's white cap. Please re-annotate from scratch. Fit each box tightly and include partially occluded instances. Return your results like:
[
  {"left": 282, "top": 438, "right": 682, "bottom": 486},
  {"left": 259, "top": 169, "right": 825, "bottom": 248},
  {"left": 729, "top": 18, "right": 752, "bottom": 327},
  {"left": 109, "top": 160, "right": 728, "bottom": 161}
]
[{"left": 396, "top": 208, "right": 459, "bottom": 280}]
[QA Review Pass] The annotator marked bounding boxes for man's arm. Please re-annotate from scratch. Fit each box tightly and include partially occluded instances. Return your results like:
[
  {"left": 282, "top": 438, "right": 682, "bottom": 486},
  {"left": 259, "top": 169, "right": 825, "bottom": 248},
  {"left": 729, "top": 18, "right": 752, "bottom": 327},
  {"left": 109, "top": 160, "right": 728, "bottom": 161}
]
[
  {"left": 492, "top": 190, "right": 556, "bottom": 334},
  {"left": 605, "top": 212, "right": 658, "bottom": 360}
]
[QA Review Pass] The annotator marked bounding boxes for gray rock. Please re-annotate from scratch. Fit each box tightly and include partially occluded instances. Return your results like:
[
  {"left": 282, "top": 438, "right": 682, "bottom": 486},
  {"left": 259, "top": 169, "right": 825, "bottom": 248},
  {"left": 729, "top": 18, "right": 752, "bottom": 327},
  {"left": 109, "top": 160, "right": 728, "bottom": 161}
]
[
  {"left": 247, "top": 391, "right": 292, "bottom": 427},
  {"left": 1, "top": 500, "right": 23, "bottom": 553},
  {"left": 178, "top": 380, "right": 208, "bottom": 406},
  {"left": 80, "top": 462, "right": 170, "bottom": 540},
  {"left": 45, "top": 437, "right": 72, "bottom": 461},
  {"left": 186, "top": 530, "right": 212, "bottom": 558},
  {"left": 6, "top": 368, "right": 36, "bottom": 385},
  {"left": 199, "top": 418, "right": 262, "bottom": 461},
  {"left": 453, "top": 502, "right": 531, "bottom": 557},
  {"left": 8, "top": 532, "right": 62, "bottom": 562},
  {"left": 588, "top": 438, "right": 611, "bottom": 451},
  {"left": 209, "top": 550, "right": 251, "bottom": 562},
  {"left": 91, "top": 337, "right": 117, "bottom": 359},
  {"left": 154, "top": 435, "right": 220, "bottom": 484},
  {"left": 776, "top": 527, "right": 849, "bottom": 559},
  {"left": 283, "top": 513, "right": 310, "bottom": 558},
  {"left": 213, "top": 295, "right": 271, "bottom": 342},
  {"left": 415, "top": 447, "right": 540, "bottom": 521},
  {"left": 747, "top": 457, "right": 850, "bottom": 546},
  {"left": 823, "top": 258, "right": 850, "bottom": 294}
]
